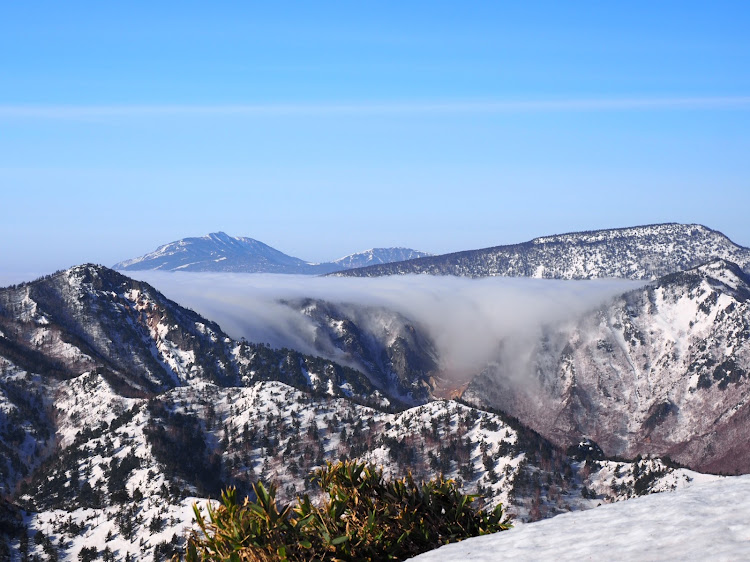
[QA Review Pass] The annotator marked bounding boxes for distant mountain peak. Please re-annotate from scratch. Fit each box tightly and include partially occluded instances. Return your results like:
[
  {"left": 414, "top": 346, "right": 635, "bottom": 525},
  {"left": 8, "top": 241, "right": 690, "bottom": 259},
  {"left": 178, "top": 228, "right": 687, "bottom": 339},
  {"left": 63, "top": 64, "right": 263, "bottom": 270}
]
[
  {"left": 331, "top": 247, "right": 432, "bottom": 269},
  {"left": 113, "top": 233, "right": 313, "bottom": 273}
]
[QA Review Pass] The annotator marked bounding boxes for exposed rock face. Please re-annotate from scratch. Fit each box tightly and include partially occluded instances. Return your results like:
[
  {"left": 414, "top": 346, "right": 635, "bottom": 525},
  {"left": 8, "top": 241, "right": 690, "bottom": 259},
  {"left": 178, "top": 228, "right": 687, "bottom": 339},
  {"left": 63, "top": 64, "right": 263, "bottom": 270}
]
[
  {"left": 335, "top": 223, "right": 750, "bottom": 280},
  {"left": 465, "top": 260, "right": 750, "bottom": 473}
]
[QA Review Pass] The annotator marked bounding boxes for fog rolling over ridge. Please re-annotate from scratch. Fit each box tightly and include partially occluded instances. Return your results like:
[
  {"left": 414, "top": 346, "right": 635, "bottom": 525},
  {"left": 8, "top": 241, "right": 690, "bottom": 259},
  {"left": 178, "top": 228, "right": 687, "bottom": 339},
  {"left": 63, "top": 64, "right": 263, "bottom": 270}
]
[{"left": 131, "top": 272, "right": 640, "bottom": 385}]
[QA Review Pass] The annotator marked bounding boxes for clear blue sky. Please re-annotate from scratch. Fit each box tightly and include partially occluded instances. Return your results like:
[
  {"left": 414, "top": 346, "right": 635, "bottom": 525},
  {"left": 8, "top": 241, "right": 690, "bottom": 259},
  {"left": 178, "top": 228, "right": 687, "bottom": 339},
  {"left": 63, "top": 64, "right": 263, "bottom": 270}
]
[{"left": 1, "top": 1, "right": 749, "bottom": 274}]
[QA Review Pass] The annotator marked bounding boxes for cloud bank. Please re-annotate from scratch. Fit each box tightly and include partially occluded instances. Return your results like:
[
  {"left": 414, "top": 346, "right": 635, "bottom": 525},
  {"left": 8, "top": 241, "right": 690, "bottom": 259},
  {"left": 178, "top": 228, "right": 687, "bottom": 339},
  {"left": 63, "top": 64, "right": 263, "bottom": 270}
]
[{"left": 132, "top": 272, "right": 641, "bottom": 379}]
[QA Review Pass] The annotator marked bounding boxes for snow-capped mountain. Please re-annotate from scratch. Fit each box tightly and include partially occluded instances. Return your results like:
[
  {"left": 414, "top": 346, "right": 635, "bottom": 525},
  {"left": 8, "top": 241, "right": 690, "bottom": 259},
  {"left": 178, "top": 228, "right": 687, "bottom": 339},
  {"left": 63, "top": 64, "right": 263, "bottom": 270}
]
[
  {"left": 113, "top": 232, "right": 429, "bottom": 274},
  {"left": 0, "top": 264, "right": 378, "bottom": 401},
  {"left": 465, "top": 259, "right": 750, "bottom": 473},
  {"left": 334, "top": 223, "right": 750, "bottom": 280},
  {"left": 0, "top": 265, "right": 700, "bottom": 559},
  {"left": 113, "top": 232, "right": 317, "bottom": 273},
  {"left": 330, "top": 248, "right": 432, "bottom": 270}
]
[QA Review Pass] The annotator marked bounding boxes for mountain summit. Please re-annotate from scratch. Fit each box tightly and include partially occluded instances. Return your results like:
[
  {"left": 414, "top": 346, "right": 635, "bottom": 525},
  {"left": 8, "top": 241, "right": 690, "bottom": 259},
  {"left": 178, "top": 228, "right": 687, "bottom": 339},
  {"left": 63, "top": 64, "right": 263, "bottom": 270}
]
[
  {"left": 333, "top": 223, "right": 750, "bottom": 280},
  {"left": 113, "top": 233, "right": 429, "bottom": 274},
  {"left": 113, "top": 232, "right": 315, "bottom": 273}
]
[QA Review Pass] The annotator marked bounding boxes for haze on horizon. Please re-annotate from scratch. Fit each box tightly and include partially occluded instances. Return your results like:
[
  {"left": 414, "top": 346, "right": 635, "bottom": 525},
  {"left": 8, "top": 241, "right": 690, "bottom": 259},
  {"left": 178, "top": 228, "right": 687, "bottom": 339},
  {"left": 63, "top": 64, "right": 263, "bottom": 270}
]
[{"left": 1, "top": 2, "right": 749, "bottom": 274}]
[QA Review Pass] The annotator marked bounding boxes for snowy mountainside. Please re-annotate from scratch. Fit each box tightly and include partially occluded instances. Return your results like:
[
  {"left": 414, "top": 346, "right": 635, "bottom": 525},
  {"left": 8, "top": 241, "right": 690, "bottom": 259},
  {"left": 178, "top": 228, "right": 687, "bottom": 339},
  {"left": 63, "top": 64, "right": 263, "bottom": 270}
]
[
  {"left": 0, "top": 364, "right": 54, "bottom": 503},
  {"left": 113, "top": 232, "right": 429, "bottom": 274},
  {"left": 465, "top": 259, "right": 750, "bottom": 473},
  {"left": 331, "top": 248, "right": 432, "bottom": 269},
  {"left": 334, "top": 223, "right": 750, "bottom": 280},
  {"left": 8, "top": 373, "right": 701, "bottom": 560},
  {"left": 276, "top": 259, "right": 750, "bottom": 473},
  {"left": 0, "top": 263, "right": 235, "bottom": 392},
  {"left": 278, "top": 257, "right": 750, "bottom": 474},
  {"left": 0, "top": 265, "right": 378, "bottom": 402}
]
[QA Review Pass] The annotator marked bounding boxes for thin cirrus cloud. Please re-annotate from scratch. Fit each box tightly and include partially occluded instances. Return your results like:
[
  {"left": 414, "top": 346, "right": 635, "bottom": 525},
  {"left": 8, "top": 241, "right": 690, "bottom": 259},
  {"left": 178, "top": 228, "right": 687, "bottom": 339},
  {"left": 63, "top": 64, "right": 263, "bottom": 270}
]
[{"left": 1, "top": 96, "right": 749, "bottom": 119}]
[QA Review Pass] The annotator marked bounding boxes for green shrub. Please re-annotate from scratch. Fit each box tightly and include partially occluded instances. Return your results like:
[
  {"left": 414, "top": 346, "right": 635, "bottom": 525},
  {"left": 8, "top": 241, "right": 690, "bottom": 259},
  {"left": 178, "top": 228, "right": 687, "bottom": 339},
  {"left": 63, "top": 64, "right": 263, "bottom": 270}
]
[{"left": 187, "top": 460, "right": 511, "bottom": 561}]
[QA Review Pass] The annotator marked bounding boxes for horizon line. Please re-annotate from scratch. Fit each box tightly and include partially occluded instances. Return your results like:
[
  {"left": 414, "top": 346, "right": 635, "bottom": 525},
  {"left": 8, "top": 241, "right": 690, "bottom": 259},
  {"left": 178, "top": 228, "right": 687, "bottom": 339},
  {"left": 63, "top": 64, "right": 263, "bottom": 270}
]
[{"left": 1, "top": 96, "right": 750, "bottom": 118}]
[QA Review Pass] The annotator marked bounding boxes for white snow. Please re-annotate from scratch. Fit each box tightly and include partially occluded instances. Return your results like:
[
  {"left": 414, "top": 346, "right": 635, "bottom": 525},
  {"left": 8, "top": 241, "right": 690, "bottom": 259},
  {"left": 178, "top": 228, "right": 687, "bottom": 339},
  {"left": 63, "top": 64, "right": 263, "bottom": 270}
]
[{"left": 409, "top": 475, "right": 750, "bottom": 561}]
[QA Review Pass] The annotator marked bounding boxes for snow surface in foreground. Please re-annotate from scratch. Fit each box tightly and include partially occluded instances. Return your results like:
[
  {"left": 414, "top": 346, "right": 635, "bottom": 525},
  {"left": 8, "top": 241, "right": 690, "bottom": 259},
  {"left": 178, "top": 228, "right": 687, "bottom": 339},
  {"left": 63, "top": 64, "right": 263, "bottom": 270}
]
[{"left": 410, "top": 475, "right": 750, "bottom": 561}]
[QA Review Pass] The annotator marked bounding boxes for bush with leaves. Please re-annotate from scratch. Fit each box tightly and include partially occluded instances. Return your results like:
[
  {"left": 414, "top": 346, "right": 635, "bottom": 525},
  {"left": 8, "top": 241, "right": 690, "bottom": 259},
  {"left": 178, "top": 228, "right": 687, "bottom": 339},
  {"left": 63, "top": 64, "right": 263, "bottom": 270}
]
[{"left": 187, "top": 460, "right": 511, "bottom": 561}]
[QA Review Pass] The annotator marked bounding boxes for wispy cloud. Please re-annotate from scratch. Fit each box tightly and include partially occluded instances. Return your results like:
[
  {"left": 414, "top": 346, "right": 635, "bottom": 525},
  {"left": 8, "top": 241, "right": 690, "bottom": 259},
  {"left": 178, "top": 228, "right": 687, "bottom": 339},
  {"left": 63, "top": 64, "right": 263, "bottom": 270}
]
[{"left": 1, "top": 97, "right": 749, "bottom": 119}]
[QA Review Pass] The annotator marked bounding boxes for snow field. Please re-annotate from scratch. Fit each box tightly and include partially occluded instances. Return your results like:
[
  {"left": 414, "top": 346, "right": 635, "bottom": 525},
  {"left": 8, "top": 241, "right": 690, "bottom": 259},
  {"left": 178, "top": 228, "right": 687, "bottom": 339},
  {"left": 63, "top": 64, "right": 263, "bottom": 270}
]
[{"left": 409, "top": 474, "right": 750, "bottom": 561}]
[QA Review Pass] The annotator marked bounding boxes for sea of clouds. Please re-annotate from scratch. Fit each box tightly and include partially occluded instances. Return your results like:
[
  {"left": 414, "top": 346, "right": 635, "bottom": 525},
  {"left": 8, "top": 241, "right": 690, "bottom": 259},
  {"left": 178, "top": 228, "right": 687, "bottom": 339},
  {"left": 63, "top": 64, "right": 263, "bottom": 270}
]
[{"left": 130, "top": 272, "right": 641, "bottom": 378}]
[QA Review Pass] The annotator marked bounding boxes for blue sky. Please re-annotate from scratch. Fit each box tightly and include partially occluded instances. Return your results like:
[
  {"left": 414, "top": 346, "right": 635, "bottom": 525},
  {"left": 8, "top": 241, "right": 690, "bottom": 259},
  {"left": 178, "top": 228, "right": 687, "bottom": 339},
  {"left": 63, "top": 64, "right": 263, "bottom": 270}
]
[{"left": 1, "top": 1, "right": 749, "bottom": 274}]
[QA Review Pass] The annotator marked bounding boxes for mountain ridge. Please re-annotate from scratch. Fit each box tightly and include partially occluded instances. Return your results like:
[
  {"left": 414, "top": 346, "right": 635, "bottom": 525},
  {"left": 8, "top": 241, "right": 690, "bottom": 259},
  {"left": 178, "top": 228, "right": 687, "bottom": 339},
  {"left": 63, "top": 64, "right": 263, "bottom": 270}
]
[{"left": 333, "top": 223, "right": 750, "bottom": 280}]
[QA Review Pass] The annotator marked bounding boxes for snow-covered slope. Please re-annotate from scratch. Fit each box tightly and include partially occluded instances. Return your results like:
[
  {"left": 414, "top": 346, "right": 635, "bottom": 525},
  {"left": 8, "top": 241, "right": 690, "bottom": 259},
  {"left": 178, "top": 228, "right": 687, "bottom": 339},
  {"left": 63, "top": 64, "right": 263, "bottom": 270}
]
[
  {"left": 269, "top": 258, "right": 750, "bottom": 474},
  {"left": 114, "top": 232, "right": 430, "bottom": 274},
  {"left": 7, "top": 373, "right": 703, "bottom": 560},
  {"left": 466, "top": 259, "right": 750, "bottom": 473},
  {"left": 410, "top": 474, "right": 748, "bottom": 561},
  {"left": 335, "top": 223, "right": 750, "bottom": 280}
]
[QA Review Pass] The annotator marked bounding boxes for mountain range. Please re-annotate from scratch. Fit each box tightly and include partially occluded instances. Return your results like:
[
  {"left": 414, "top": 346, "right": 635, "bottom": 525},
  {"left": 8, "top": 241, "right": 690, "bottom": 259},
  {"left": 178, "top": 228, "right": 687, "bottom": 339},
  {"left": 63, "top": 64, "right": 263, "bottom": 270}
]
[
  {"left": 0, "top": 263, "right": 700, "bottom": 559},
  {"left": 3, "top": 222, "right": 750, "bottom": 558},
  {"left": 113, "top": 231, "right": 430, "bottom": 274},
  {"left": 333, "top": 223, "right": 750, "bottom": 279}
]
